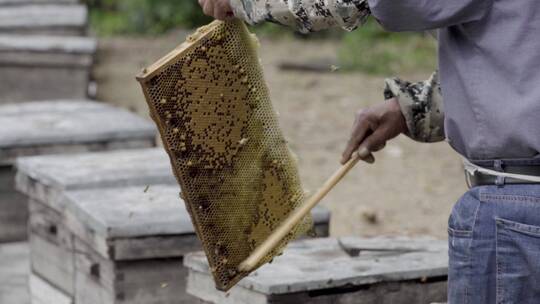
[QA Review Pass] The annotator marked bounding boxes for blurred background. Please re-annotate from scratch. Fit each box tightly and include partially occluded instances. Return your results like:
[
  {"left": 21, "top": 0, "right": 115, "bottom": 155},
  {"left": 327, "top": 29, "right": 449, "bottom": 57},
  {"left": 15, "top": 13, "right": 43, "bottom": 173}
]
[{"left": 86, "top": 0, "right": 465, "bottom": 239}]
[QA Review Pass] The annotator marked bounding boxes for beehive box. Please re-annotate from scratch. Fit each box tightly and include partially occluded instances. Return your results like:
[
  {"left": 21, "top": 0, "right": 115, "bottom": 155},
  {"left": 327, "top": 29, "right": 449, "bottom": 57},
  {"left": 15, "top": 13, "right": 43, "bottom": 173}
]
[
  {"left": 0, "top": 0, "right": 78, "bottom": 4},
  {"left": 0, "top": 4, "right": 87, "bottom": 35},
  {"left": 15, "top": 148, "right": 332, "bottom": 302},
  {"left": 0, "top": 100, "right": 156, "bottom": 242},
  {"left": 0, "top": 242, "right": 30, "bottom": 304},
  {"left": 185, "top": 237, "right": 449, "bottom": 304},
  {"left": 61, "top": 185, "right": 198, "bottom": 304},
  {"left": 0, "top": 35, "right": 96, "bottom": 103},
  {"left": 15, "top": 148, "right": 177, "bottom": 296}
]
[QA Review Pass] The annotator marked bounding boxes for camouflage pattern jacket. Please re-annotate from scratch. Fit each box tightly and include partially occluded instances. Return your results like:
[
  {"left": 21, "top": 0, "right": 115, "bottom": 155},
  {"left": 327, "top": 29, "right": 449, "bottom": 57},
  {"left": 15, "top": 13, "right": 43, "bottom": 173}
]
[
  {"left": 384, "top": 72, "right": 445, "bottom": 143},
  {"left": 230, "top": 0, "right": 445, "bottom": 143}
]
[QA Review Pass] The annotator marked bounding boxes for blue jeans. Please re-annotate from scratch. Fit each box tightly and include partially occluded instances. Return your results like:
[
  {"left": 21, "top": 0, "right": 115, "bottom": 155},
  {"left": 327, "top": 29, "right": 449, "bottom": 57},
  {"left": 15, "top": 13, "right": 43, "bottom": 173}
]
[{"left": 448, "top": 184, "right": 540, "bottom": 304}]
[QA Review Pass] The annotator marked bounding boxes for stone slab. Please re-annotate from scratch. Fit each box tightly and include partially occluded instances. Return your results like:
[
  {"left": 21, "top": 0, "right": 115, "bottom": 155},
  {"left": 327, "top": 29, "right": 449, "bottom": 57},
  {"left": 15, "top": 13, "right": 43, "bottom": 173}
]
[
  {"left": 185, "top": 237, "right": 448, "bottom": 304},
  {"left": 0, "top": 4, "right": 87, "bottom": 35},
  {"left": 0, "top": 242, "right": 30, "bottom": 304},
  {"left": 0, "top": 100, "right": 156, "bottom": 164}
]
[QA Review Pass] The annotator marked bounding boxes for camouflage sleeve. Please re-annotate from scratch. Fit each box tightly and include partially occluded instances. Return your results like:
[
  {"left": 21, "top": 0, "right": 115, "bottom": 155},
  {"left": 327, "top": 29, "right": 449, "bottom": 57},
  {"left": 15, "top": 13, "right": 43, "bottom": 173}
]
[
  {"left": 383, "top": 72, "right": 445, "bottom": 143},
  {"left": 229, "top": 0, "right": 371, "bottom": 33}
]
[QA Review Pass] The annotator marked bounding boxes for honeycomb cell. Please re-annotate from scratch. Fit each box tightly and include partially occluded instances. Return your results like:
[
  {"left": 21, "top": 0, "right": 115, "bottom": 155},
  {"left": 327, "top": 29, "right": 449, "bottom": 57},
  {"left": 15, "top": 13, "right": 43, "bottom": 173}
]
[{"left": 137, "top": 20, "right": 313, "bottom": 291}]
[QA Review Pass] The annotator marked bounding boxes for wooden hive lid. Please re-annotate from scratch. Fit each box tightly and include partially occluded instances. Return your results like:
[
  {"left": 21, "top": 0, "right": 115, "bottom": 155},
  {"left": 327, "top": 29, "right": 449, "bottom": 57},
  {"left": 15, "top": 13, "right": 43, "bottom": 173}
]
[
  {"left": 0, "top": 4, "right": 87, "bottom": 32},
  {"left": 184, "top": 237, "right": 448, "bottom": 296},
  {"left": 0, "top": 100, "right": 156, "bottom": 164}
]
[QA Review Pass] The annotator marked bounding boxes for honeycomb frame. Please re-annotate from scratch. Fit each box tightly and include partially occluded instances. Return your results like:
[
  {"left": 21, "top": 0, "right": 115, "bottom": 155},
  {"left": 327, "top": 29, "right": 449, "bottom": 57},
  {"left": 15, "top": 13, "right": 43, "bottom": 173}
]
[{"left": 137, "top": 20, "right": 312, "bottom": 291}]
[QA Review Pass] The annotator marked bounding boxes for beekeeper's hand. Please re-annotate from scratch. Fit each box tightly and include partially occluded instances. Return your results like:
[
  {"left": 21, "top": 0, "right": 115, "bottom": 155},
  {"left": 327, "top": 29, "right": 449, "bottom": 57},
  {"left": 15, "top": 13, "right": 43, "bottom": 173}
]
[
  {"left": 198, "top": 0, "right": 234, "bottom": 21},
  {"left": 341, "top": 98, "right": 407, "bottom": 164}
]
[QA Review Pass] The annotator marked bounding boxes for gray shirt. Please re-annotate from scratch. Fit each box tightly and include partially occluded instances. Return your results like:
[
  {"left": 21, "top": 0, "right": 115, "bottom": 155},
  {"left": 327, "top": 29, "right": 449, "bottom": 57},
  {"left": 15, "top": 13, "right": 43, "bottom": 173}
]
[{"left": 231, "top": 0, "right": 540, "bottom": 160}]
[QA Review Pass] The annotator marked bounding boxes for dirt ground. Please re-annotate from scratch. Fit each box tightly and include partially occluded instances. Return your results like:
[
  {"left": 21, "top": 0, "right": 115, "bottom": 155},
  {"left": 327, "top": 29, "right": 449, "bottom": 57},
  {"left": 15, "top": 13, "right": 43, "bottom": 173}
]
[{"left": 94, "top": 30, "right": 466, "bottom": 239}]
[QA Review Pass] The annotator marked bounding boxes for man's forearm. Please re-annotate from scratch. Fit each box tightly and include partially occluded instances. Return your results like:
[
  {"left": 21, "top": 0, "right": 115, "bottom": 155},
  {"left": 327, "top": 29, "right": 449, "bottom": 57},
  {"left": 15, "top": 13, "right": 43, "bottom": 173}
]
[
  {"left": 384, "top": 72, "right": 445, "bottom": 143},
  {"left": 230, "top": 0, "right": 370, "bottom": 33}
]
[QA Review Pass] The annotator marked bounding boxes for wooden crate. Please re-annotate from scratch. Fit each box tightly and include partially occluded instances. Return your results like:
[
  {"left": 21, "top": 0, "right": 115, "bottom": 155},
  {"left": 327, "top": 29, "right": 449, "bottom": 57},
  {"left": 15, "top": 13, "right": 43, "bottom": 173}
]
[
  {"left": 65, "top": 184, "right": 199, "bottom": 303},
  {"left": 0, "top": 100, "right": 157, "bottom": 242},
  {"left": 0, "top": 4, "right": 87, "bottom": 35},
  {"left": 185, "top": 237, "right": 449, "bottom": 304},
  {"left": 16, "top": 148, "right": 174, "bottom": 295},
  {"left": 0, "top": 35, "right": 96, "bottom": 103}
]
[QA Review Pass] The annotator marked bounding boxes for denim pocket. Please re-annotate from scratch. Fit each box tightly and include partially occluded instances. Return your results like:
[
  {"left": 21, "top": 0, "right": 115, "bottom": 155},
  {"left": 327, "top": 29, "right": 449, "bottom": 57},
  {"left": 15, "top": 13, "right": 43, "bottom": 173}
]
[
  {"left": 496, "top": 218, "right": 540, "bottom": 304},
  {"left": 447, "top": 194, "right": 479, "bottom": 304},
  {"left": 448, "top": 227, "right": 473, "bottom": 304}
]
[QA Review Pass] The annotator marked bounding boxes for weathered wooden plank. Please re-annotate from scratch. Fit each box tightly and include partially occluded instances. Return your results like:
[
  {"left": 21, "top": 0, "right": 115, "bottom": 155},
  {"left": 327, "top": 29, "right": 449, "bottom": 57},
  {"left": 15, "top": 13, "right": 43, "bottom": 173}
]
[
  {"left": 0, "top": 0, "right": 78, "bottom": 5},
  {"left": 0, "top": 36, "right": 96, "bottom": 103},
  {"left": 61, "top": 184, "right": 330, "bottom": 260},
  {"left": 2, "top": 137, "right": 155, "bottom": 165},
  {"left": 185, "top": 237, "right": 448, "bottom": 304},
  {"left": 63, "top": 184, "right": 197, "bottom": 261},
  {"left": 0, "top": 5, "right": 87, "bottom": 35},
  {"left": 0, "top": 100, "right": 156, "bottom": 164},
  {"left": 15, "top": 148, "right": 174, "bottom": 210},
  {"left": 0, "top": 165, "right": 14, "bottom": 190},
  {"left": 73, "top": 238, "right": 197, "bottom": 304},
  {"left": 311, "top": 206, "right": 331, "bottom": 237},
  {"left": 29, "top": 199, "right": 74, "bottom": 294},
  {"left": 0, "top": 242, "right": 30, "bottom": 304},
  {"left": 0, "top": 191, "right": 28, "bottom": 242},
  {"left": 0, "top": 100, "right": 156, "bottom": 149},
  {"left": 111, "top": 235, "right": 201, "bottom": 261},
  {"left": 0, "top": 35, "right": 96, "bottom": 57},
  {"left": 64, "top": 184, "right": 192, "bottom": 238},
  {"left": 29, "top": 273, "right": 73, "bottom": 304}
]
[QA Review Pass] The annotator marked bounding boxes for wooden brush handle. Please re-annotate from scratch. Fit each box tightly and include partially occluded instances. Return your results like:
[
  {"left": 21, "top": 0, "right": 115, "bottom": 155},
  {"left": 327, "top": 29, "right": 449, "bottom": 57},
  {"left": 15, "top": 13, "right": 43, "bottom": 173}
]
[{"left": 238, "top": 150, "right": 372, "bottom": 272}]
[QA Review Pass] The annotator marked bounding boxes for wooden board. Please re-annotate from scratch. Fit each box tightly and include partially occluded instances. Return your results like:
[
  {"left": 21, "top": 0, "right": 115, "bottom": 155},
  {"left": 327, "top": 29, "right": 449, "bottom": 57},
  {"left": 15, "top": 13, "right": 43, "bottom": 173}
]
[
  {"left": 0, "top": 242, "right": 30, "bottom": 304},
  {"left": 185, "top": 237, "right": 448, "bottom": 304},
  {"left": 0, "top": 4, "right": 87, "bottom": 35},
  {"left": 29, "top": 199, "right": 75, "bottom": 294},
  {"left": 0, "top": 191, "right": 28, "bottom": 242},
  {"left": 29, "top": 273, "right": 73, "bottom": 304},
  {"left": 15, "top": 148, "right": 174, "bottom": 211},
  {"left": 0, "top": 35, "right": 96, "bottom": 102},
  {"left": 73, "top": 238, "right": 198, "bottom": 304},
  {"left": 63, "top": 184, "right": 200, "bottom": 261},
  {"left": 0, "top": 0, "right": 78, "bottom": 5},
  {"left": 0, "top": 100, "right": 156, "bottom": 164}
]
